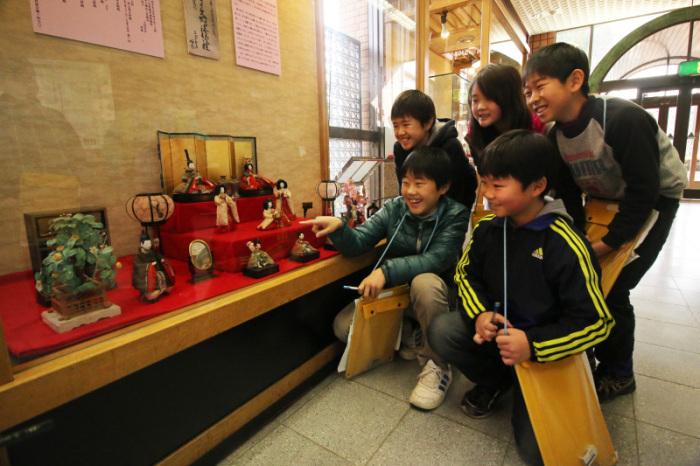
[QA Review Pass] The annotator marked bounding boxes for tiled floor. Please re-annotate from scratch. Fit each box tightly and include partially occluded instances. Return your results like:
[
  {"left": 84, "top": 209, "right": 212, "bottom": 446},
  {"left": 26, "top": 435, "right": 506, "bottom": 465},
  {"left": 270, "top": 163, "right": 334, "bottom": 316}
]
[{"left": 218, "top": 201, "right": 700, "bottom": 465}]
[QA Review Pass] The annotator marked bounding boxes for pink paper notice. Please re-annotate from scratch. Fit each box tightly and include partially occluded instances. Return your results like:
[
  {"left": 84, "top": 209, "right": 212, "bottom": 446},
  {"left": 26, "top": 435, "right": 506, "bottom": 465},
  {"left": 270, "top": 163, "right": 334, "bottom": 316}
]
[
  {"left": 232, "top": 0, "right": 281, "bottom": 75},
  {"left": 30, "top": 0, "right": 165, "bottom": 58}
]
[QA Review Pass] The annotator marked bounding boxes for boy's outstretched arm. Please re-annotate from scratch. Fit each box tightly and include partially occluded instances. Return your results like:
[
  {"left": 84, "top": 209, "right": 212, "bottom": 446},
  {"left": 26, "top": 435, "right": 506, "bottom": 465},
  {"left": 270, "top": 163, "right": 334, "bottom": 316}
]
[{"left": 300, "top": 216, "right": 343, "bottom": 238}]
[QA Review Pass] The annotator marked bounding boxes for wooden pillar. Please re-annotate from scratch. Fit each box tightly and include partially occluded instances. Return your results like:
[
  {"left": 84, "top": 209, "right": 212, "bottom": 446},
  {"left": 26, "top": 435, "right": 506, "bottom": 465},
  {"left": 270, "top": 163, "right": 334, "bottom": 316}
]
[
  {"left": 0, "top": 316, "right": 13, "bottom": 385},
  {"left": 315, "top": 0, "right": 330, "bottom": 180},
  {"left": 0, "top": 314, "right": 12, "bottom": 466},
  {"left": 481, "top": 0, "right": 491, "bottom": 68},
  {"left": 416, "top": 0, "right": 430, "bottom": 92},
  {"left": 674, "top": 86, "right": 692, "bottom": 163}
]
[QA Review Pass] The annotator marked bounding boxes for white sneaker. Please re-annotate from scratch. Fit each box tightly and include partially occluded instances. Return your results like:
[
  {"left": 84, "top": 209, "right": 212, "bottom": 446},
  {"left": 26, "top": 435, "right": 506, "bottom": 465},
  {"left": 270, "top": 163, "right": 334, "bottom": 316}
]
[{"left": 409, "top": 359, "right": 452, "bottom": 410}]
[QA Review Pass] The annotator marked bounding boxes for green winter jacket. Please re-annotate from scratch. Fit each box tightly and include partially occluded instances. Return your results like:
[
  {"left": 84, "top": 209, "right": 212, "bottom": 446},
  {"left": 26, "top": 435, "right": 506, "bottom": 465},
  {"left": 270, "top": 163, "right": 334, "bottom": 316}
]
[{"left": 328, "top": 195, "right": 470, "bottom": 286}]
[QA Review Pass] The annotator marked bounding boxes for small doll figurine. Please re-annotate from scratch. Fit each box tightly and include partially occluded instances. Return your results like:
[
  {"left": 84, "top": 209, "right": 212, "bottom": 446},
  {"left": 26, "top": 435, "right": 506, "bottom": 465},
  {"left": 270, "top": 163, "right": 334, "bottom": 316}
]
[
  {"left": 289, "top": 232, "right": 320, "bottom": 263},
  {"left": 131, "top": 231, "right": 176, "bottom": 303},
  {"left": 214, "top": 185, "right": 240, "bottom": 233},
  {"left": 258, "top": 198, "right": 290, "bottom": 230},
  {"left": 239, "top": 159, "right": 275, "bottom": 196},
  {"left": 274, "top": 179, "right": 296, "bottom": 221},
  {"left": 257, "top": 198, "right": 277, "bottom": 230},
  {"left": 173, "top": 150, "right": 216, "bottom": 195},
  {"left": 246, "top": 238, "right": 275, "bottom": 269},
  {"left": 243, "top": 238, "right": 279, "bottom": 278}
]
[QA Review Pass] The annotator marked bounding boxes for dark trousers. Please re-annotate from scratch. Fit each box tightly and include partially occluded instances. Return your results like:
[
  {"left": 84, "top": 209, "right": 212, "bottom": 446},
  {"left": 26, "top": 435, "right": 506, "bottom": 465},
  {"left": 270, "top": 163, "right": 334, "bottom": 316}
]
[
  {"left": 595, "top": 197, "right": 680, "bottom": 376},
  {"left": 428, "top": 311, "right": 543, "bottom": 465}
]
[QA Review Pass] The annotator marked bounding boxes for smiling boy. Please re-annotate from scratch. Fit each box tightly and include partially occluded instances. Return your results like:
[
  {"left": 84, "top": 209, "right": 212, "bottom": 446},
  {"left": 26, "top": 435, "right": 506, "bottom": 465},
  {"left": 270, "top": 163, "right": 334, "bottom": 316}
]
[
  {"left": 391, "top": 89, "right": 477, "bottom": 211},
  {"left": 302, "top": 146, "right": 470, "bottom": 410},
  {"left": 428, "top": 130, "right": 613, "bottom": 463},
  {"left": 523, "top": 43, "right": 687, "bottom": 402}
]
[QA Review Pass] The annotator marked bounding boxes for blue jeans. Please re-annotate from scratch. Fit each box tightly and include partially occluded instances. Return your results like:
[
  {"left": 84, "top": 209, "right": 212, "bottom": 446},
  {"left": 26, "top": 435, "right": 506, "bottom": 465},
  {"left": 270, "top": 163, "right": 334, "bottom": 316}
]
[{"left": 428, "top": 311, "right": 543, "bottom": 465}]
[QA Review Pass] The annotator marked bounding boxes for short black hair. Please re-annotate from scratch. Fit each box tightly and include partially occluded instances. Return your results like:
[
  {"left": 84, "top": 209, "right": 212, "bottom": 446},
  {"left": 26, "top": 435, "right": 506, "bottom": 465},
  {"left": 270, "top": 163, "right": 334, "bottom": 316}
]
[
  {"left": 400, "top": 146, "right": 451, "bottom": 190},
  {"left": 390, "top": 89, "right": 436, "bottom": 128},
  {"left": 479, "top": 130, "right": 558, "bottom": 198},
  {"left": 523, "top": 42, "right": 590, "bottom": 96},
  {"left": 276, "top": 179, "right": 287, "bottom": 189},
  {"left": 262, "top": 198, "right": 274, "bottom": 209}
]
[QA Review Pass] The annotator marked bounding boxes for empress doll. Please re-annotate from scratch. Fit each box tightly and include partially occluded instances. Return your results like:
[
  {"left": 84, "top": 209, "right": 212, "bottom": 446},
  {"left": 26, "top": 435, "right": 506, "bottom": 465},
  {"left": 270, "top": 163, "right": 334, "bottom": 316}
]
[{"left": 240, "top": 162, "right": 275, "bottom": 194}]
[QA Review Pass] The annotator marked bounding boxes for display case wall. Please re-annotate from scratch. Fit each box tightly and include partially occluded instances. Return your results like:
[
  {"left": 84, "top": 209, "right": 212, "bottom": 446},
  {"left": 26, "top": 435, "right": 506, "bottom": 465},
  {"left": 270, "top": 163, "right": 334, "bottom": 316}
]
[{"left": 0, "top": 0, "right": 323, "bottom": 277}]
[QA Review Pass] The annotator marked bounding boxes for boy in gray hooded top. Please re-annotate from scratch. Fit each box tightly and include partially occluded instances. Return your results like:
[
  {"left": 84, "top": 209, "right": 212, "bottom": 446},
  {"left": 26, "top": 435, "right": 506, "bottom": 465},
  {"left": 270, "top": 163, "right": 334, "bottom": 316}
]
[
  {"left": 391, "top": 89, "right": 478, "bottom": 211},
  {"left": 428, "top": 130, "right": 613, "bottom": 465}
]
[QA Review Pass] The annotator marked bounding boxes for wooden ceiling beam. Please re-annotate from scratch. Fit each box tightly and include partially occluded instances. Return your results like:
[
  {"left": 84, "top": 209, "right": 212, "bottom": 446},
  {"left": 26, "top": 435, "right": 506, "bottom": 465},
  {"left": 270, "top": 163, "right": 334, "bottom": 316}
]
[
  {"left": 429, "top": 0, "right": 480, "bottom": 14},
  {"left": 453, "top": 7, "right": 475, "bottom": 28},
  {"left": 429, "top": 25, "right": 480, "bottom": 41},
  {"left": 492, "top": 0, "right": 529, "bottom": 54}
]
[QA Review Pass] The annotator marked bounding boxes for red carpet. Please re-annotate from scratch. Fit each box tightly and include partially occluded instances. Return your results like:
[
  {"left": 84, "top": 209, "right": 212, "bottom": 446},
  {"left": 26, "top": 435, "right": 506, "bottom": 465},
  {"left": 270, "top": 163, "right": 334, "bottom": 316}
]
[{"left": 0, "top": 248, "right": 338, "bottom": 358}]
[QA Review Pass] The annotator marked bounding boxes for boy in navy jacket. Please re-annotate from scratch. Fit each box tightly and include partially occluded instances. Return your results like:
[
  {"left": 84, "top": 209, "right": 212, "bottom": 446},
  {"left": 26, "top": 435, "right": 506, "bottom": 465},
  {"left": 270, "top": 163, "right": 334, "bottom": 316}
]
[{"left": 428, "top": 130, "right": 613, "bottom": 464}]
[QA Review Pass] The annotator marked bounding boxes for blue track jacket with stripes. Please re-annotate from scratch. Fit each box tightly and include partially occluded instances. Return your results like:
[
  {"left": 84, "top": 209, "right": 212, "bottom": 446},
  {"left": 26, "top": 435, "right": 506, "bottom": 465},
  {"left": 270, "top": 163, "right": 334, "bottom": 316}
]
[{"left": 455, "top": 199, "right": 614, "bottom": 363}]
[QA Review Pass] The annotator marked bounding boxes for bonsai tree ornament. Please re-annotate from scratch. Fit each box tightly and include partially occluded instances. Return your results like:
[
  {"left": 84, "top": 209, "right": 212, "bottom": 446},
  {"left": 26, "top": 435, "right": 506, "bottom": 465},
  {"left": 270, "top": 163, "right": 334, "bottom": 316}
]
[
  {"left": 34, "top": 213, "right": 122, "bottom": 332},
  {"left": 34, "top": 213, "right": 119, "bottom": 297}
]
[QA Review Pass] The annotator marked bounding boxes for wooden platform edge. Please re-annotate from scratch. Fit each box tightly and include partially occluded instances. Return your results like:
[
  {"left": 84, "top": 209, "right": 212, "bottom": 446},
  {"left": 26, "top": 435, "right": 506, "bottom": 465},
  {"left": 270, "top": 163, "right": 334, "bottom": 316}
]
[
  {"left": 0, "top": 249, "right": 380, "bottom": 432},
  {"left": 157, "top": 341, "right": 344, "bottom": 466}
]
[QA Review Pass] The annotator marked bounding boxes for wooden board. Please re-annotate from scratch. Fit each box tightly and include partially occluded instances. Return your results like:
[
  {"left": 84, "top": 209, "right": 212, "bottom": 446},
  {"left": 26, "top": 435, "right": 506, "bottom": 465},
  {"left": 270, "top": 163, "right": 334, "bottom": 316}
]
[{"left": 344, "top": 285, "right": 409, "bottom": 379}]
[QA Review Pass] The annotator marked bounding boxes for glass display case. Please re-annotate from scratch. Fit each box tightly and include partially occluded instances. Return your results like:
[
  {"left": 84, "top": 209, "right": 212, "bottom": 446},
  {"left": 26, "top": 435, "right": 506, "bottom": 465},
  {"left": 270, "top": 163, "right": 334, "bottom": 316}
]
[{"left": 429, "top": 72, "right": 471, "bottom": 128}]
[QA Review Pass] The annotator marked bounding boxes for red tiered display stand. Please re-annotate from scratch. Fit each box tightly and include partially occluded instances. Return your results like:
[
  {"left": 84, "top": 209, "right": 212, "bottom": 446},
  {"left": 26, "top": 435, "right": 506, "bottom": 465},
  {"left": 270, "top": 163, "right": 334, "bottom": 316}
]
[{"left": 0, "top": 196, "right": 335, "bottom": 357}]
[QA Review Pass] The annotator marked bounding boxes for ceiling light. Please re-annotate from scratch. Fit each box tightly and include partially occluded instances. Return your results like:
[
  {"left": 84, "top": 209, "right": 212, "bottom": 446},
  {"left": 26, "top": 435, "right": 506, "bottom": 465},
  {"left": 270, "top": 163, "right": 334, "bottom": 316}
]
[
  {"left": 440, "top": 11, "right": 449, "bottom": 39},
  {"left": 458, "top": 35, "right": 474, "bottom": 44}
]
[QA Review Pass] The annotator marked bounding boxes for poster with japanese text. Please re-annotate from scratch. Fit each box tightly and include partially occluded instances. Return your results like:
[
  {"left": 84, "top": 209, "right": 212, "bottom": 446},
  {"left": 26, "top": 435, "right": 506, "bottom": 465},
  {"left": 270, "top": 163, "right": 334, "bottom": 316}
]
[
  {"left": 232, "top": 0, "right": 281, "bottom": 75},
  {"left": 30, "top": 0, "right": 164, "bottom": 58},
  {"left": 183, "top": 0, "right": 220, "bottom": 59}
]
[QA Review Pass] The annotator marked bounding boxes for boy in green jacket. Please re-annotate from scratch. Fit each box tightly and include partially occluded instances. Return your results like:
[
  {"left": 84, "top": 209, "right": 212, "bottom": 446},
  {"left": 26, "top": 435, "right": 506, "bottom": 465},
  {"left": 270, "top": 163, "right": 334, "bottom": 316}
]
[{"left": 302, "top": 146, "right": 470, "bottom": 410}]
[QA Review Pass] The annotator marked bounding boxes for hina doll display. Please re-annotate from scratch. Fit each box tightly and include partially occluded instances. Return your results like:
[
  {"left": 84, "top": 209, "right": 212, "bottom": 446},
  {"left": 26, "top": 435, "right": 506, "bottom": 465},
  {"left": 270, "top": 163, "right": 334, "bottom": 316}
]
[
  {"left": 214, "top": 185, "right": 240, "bottom": 233},
  {"left": 243, "top": 238, "right": 279, "bottom": 278},
  {"left": 239, "top": 160, "right": 275, "bottom": 197},
  {"left": 274, "top": 179, "right": 296, "bottom": 221},
  {"left": 131, "top": 231, "right": 175, "bottom": 303},
  {"left": 289, "top": 232, "right": 319, "bottom": 263}
]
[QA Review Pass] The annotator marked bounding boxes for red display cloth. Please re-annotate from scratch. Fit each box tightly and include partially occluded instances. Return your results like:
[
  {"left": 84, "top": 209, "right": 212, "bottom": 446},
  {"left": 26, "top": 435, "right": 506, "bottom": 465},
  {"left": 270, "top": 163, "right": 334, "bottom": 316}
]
[
  {"left": 0, "top": 248, "right": 338, "bottom": 358},
  {"left": 160, "top": 220, "right": 326, "bottom": 273},
  {"left": 160, "top": 195, "right": 274, "bottom": 233}
]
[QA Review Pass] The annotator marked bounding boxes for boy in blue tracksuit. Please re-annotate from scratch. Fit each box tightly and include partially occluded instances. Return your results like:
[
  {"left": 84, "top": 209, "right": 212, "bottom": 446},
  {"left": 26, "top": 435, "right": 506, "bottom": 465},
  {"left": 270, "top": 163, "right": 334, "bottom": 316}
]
[
  {"left": 523, "top": 43, "right": 687, "bottom": 402},
  {"left": 428, "top": 130, "right": 614, "bottom": 464},
  {"left": 303, "top": 146, "right": 470, "bottom": 411}
]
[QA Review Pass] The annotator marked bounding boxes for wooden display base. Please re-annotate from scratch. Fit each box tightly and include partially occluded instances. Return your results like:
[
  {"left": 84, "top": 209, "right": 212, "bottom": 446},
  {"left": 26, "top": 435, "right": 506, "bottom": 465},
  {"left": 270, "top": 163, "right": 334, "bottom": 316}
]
[
  {"left": 172, "top": 193, "right": 216, "bottom": 203},
  {"left": 41, "top": 304, "right": 122, "bottom": 334},
  {"left": 187, "top": 270, "right": 219, "bottom": 284},
  {"left": 242, "top": 263, "right": 279, "bottom": 279},
  {"left": 289, "top": 251, "right": 320, "bottom": 263},
  {"left": 238, "top": 187, "right": 273, "bottom": 198}
]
